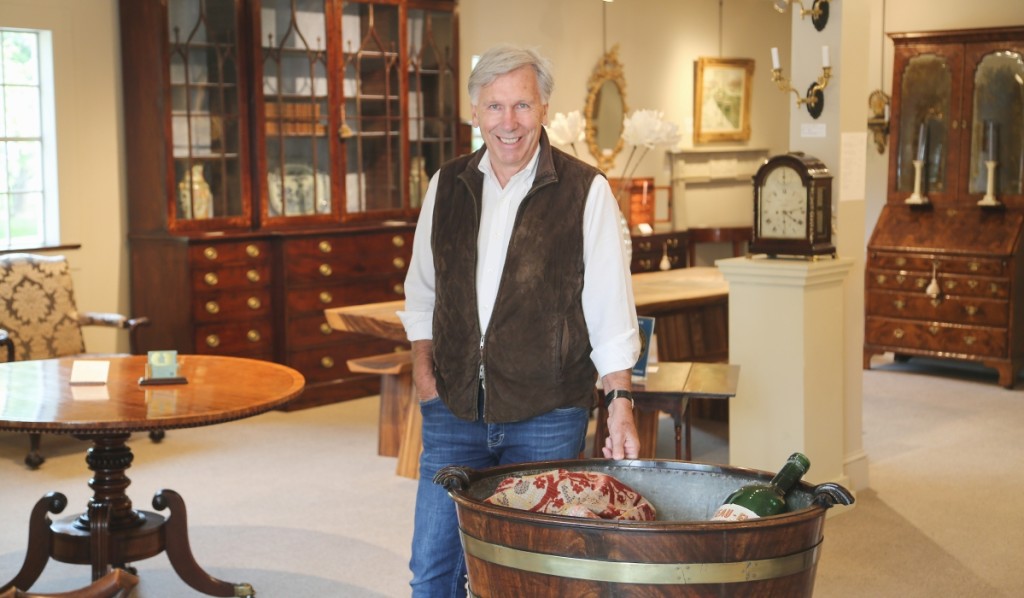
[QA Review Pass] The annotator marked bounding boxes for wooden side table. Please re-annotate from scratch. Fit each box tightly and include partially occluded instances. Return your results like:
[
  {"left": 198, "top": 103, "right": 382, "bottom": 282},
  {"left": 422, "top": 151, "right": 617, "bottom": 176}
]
[{"left": 593, "top": 362, "right": 739, "bottom": 460}]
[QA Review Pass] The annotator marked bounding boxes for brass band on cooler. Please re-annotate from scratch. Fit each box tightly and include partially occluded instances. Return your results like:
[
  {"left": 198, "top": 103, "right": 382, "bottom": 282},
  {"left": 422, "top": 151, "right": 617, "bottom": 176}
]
[{"left": 459, "top": 530, "right": 820, "bottom": 585}]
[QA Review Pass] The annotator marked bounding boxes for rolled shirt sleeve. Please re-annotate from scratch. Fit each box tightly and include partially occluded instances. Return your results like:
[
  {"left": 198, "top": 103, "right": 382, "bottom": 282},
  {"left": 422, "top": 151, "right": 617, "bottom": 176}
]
[
  {"left": 396, "top": 172, "right": 439, "bottom": 342},
  {"left": 582, "top": 176, "right": 642, "bottom": 377}
]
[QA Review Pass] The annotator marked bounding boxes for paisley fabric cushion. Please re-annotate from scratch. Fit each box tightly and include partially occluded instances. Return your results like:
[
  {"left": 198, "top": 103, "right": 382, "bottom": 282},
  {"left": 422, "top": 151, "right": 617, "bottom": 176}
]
[
  {"left": 484, "top": 469, "right": 656, "bottom": 521},
  {"left": 0, "top": 254, "right": 86, "bottom": 362}
]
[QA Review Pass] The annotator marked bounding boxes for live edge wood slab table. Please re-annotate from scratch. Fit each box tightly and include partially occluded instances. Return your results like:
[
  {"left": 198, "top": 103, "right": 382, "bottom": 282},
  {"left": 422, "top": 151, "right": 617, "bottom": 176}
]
[
  {"left": 324, "top": 268, "right": 732, "bottom": 476},
  {"left": 0, "top": 355, "right": 305, "bottom": 597}
]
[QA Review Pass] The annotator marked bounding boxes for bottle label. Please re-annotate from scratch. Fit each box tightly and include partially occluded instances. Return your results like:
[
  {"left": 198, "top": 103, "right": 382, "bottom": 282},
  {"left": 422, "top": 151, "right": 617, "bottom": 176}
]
[{"left": 711, "top": 503, "right": 761, "bottom": 522}]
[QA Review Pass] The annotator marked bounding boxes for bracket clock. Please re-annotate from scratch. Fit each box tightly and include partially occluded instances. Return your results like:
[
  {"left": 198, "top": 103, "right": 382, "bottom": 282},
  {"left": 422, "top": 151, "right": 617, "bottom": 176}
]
[{"left": 749, "top": 152, "right": 835, "bottom": 258}]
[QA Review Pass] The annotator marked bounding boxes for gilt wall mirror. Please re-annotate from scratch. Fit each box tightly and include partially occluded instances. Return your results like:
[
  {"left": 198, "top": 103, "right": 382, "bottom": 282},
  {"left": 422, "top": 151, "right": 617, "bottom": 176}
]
[{"left": 585, "top": 44, "right": 628, "bottom": 173}]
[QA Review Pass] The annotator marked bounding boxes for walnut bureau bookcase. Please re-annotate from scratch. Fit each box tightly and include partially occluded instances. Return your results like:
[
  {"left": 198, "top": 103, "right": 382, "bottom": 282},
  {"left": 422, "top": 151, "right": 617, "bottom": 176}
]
[
  {"left": 864, "top": 26, "right": 1024, "bottom": 387},
  {"left": 120, "top": 0, "right": 459, "bottom": 409}
]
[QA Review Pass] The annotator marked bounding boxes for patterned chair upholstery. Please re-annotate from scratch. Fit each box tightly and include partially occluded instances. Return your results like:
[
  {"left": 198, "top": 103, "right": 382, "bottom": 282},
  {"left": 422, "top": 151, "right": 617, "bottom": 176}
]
[{"left": 0, "top": 253, "right": 151, "bottom": 468}]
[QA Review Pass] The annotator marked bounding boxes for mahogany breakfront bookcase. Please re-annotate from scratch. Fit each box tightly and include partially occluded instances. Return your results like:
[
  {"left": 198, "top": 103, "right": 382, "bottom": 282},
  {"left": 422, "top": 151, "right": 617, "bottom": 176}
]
[{"left": 120, "top": 0, "right": 460, "bottom": 409}]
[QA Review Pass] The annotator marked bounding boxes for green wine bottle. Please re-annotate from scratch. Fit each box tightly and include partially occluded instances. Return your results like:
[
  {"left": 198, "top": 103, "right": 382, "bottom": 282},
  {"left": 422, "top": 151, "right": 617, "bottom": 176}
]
[{"left": 711, "top": 452, "right": 810, "bottom": 521}]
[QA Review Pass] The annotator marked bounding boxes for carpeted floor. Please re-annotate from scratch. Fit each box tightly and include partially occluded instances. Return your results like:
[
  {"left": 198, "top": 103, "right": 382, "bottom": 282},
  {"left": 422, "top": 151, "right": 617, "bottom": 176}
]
[{"left": 1, "top": 355, "right": 1022, "bottom": 597}]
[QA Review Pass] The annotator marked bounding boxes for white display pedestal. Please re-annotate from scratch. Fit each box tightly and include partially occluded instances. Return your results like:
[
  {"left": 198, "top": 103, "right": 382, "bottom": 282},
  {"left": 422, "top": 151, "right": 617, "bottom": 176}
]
[{"left": 717, "top": 256, "right": 854, "bottom": 486}]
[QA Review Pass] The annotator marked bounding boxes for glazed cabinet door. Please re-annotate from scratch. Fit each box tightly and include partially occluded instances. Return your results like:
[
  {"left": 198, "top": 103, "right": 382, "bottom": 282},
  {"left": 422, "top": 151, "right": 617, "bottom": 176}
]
[
  {"left": 340, "top": 0, "right": 460, "bottom": 218},
  {"left": 165, "top": 0, "right": 254, "bottom": 232},
  {"left": 256, "top": 0, "right": 339, "bottom": 225}
]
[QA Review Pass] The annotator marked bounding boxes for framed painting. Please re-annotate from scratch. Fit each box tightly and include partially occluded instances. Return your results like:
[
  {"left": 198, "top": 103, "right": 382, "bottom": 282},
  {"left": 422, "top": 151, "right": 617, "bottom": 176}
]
[{"left": 693, "top": 57, "right": 754, "bottom": 143}]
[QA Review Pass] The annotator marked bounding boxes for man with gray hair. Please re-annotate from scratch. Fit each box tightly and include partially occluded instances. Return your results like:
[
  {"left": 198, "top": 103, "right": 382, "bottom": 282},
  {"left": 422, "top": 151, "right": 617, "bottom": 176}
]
[{"left": 398, "top": 43, "right": 641, "bottom": 597}]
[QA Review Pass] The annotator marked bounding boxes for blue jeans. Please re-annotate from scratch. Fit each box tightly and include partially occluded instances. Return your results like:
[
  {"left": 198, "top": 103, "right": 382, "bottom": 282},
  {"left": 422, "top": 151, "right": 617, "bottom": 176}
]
[{"left": 409, "top": 394, "right": 590, "bottom": 598}]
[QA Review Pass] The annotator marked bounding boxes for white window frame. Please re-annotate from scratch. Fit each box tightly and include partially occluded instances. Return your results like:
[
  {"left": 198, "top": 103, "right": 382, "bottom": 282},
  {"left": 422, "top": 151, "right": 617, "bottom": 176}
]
[{"left": 0, "top": 27, "right": 59, "bottom": 250}]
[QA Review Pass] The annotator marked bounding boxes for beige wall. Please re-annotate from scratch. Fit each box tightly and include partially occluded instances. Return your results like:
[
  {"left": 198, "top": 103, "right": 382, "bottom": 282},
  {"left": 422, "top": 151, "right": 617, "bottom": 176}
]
[
  {"left": 0, "top": 0, "right": 1021, "bottom": 353},
  {"left": 460, "top": 0, "right": 792, "bottom": 182},
  {"left": 1, "top": 0, "right": 127, "bottom": 352}
]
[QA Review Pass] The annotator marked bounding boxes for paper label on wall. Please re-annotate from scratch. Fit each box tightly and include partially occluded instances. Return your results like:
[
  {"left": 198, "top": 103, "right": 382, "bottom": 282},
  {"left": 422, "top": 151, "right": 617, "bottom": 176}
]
[{"left": 800, "top": 123, "right": 827, "bottom": 138}]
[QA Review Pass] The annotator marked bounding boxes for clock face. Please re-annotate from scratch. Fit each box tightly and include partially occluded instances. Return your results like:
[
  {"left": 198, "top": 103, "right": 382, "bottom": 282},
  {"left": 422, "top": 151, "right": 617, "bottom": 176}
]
[{"left": 759, "top": 165, "right": 807, "bottom": 239}]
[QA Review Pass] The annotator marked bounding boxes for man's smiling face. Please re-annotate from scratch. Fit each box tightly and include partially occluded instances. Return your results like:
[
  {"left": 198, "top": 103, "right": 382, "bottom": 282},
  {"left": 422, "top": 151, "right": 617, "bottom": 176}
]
[{"left": 471, "top": 66, "right": 549, "bottom": 186}]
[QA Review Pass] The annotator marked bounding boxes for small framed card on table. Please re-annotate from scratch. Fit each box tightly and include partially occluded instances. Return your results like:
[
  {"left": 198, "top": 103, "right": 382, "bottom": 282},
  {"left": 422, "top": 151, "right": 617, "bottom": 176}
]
[{"left": 139, "top": 350, "right": 188, "bottom": 386}]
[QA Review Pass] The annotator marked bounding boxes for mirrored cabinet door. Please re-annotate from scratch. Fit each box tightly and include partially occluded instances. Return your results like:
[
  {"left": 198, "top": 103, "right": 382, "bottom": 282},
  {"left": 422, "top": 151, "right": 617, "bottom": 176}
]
[
  {"left": 964, "top": 42, "right": 1024, "bottom": 201},
  {"left": 167, "top": 0, "right": 251, "bottom": 230},
  {"left": 890, "top": 44, "right": 963, "bottom": 204}
]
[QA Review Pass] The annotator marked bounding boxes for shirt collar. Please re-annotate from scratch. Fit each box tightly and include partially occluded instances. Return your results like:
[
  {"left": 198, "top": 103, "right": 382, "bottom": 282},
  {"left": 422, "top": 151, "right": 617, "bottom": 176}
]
[{"left": 478, "top": 144, "right": 542, "bottom": 188}]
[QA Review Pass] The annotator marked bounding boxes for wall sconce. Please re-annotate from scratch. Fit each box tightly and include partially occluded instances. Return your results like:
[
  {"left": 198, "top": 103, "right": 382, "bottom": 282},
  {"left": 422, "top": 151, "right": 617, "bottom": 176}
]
[
  {"left": 867, "top": 90, "right": 890, "bottom": 154},
  {"left": 773, "top": 0, "right": 830, "bottom": 31},
  {"left": 770, "top": 46, "right": 832, "bottom": 119}
]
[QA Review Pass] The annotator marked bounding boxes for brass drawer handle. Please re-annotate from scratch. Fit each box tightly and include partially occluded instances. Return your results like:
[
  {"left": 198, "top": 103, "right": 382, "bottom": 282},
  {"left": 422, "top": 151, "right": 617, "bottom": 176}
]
[
  {"left": 204, "top": 272, "right": 219, "bottom": 286},
  {"left": 392, "top": 235, "right": 405, "bottom": 248},
  {"left": 964, "top": 335, "right": 976, "bottom": 345},
  {"left": 945, "top": 280, "right": 957, "bottom": 290},
  {"left": 990, "top": 283, "right": 1000, "bottom": 294},
  {"left": 969, "top": 262, "right": 980, "bottom": 272},
  {"left": 205, "top": 301, "right": 220, "bottom": 315},
  {"left": 393, "top": 283, "right": 404, "bottom": 295},
  {"left": 247, "top": 269, "right": 261, "bottom": 283},
  {"left": 876, "top": 274, "right": 886, "bottom": 284},
  {"left": 895, "top": 274, "right": 906, "bottom": 284},
  {"left": 319, "top": 240, "right": 332, "bottom": 253},
  {"left": 639, "top": 259, "right": 652, "bottom": 270},
  {"left": 637, "top": 241, "right": 652, "bottom": 252},
  {"left": 967, "top": 280, "right": 978, "bottom": 289},
  {"left": 247, "top": 329, "right": 261, "bottom": 342},
  {"left": 893, "top": 299, "right": 905, "bottom": 310},
  {"left": 320, "top": 356, "right": 335, "bottom": 369},
  {"left": 246, "top": 244, "right": 261, "bottom": 258},
  {"left": 393, "top": 257, "right": 406, "bottom": 269},
  {"left": 965, "top": 305, "right": 978, "bottom": 316},
  {"left": 320, "top": 322, "right": 333, "bottom": 335},
  {"left": 893, "top": 328, "right": 905, "bottom": 339},
  {"left": 247, "top": 297, "right": 261, "bottom": 310},
  {"left": 203, "top": 247, "right": 219, "bottom": 261},
  {"left": 319, "top": 291, "right": 333, "bottom": 304},
  {"left": 205, "top": 334, "right": 220, "bottom": 348},
  {"left": 895, "top": 257, "right": 906, "bottom": 266},
  {"left": 319, "top": 263, "right": 333, "bottom": 277},
  {"left": 915, "top": 278, "right": 927, "bottom": 288},
  {"left": 928, "top": 325, "right": 940, "bottom": 335},
  {"left": 666, "top": 238, "right": 679, "bottom": 248}
]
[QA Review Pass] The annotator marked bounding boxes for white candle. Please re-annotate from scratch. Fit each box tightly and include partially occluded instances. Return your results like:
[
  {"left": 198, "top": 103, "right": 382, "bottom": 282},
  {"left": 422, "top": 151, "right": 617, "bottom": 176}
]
[
  {"left": 771, "top": 47, "right": 781, "bottom": 70},
  {"left": 884, "top": 104, "right": 890, "bottom": 121},
  {"left": 821, "top": 46, "right": 830, "bottom": 68},
  {"left": 987, "top": 121, "right": 998, "bottom": 160},
  {"left": 917, "top": 121, "right": 928, "bottom": 162}
]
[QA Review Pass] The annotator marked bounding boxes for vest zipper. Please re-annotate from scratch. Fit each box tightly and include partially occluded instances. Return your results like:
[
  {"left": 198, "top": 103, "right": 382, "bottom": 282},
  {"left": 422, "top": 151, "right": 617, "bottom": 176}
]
[{"left": 479, "top": 334, "right": 486, "bottom": 389}]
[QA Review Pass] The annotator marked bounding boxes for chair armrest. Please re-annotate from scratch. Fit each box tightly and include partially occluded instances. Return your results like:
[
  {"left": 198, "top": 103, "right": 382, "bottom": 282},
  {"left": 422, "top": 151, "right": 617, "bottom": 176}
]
[
  {"left": 0, "top": 328, "right": 14, "bottom": 362},
  {"left": 78, "top": 312, "right": 152, "bottom": 355}
]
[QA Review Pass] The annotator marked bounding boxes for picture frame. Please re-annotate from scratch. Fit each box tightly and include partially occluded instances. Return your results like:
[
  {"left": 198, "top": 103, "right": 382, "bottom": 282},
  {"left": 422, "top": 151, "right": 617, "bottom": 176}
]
[{"left": 693, "top": 57, "right": 754, "bottom": 144}]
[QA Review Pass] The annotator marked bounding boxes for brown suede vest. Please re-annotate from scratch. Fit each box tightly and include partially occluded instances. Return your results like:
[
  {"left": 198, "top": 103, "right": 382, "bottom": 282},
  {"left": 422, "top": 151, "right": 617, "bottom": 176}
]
[{"left": 431, "top": 132, "right": 603, "bottom": 423}]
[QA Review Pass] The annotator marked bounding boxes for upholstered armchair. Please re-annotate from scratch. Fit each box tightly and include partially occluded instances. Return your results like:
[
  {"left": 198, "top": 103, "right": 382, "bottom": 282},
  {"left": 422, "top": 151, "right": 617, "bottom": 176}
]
[{"left": 0, "top": 253, "right": 152, "bottom": 468}]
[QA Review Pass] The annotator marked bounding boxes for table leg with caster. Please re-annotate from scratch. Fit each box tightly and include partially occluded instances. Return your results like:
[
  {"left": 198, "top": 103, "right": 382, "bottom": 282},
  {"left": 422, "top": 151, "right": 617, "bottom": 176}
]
[
  {"left": 0, "top": 492, "right": 67, "bottom": 593},
  {"left": 154, "top": 489, "right": 254, "bottom": 597}
]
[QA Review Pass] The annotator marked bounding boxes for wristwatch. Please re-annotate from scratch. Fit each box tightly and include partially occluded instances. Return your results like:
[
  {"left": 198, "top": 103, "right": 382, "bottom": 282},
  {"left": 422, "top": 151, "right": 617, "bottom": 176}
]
[{"left": 605, "top": 389, "right": 634, "bottom": 409}]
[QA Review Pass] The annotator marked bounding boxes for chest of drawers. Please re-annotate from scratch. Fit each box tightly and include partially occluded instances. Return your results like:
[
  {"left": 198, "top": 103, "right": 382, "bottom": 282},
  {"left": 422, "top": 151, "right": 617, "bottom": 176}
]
[{"left": 864, "top": 206, "right": 1024, "bottom": 386}]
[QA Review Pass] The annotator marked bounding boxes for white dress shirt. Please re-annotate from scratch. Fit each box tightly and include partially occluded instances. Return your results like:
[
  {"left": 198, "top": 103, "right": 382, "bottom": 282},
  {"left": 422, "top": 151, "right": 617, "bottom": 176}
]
[{"left": 397, "top": 147, "right": 640, "bottom": 378}]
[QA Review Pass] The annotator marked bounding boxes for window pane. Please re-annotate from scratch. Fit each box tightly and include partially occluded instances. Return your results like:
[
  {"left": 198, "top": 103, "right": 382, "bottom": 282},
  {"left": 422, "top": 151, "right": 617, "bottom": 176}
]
[
  {"left": 5, "top": 86, "right": 41, "bottom": 137},
  {"left": 2, "top": 31, "right": 40, "bottom": 86},
  {"left": 7, "top": 140, "right": 42, "bottom": 192},
  {"left": 9, "top": 190, "right": 43, "bottom": 245}
]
